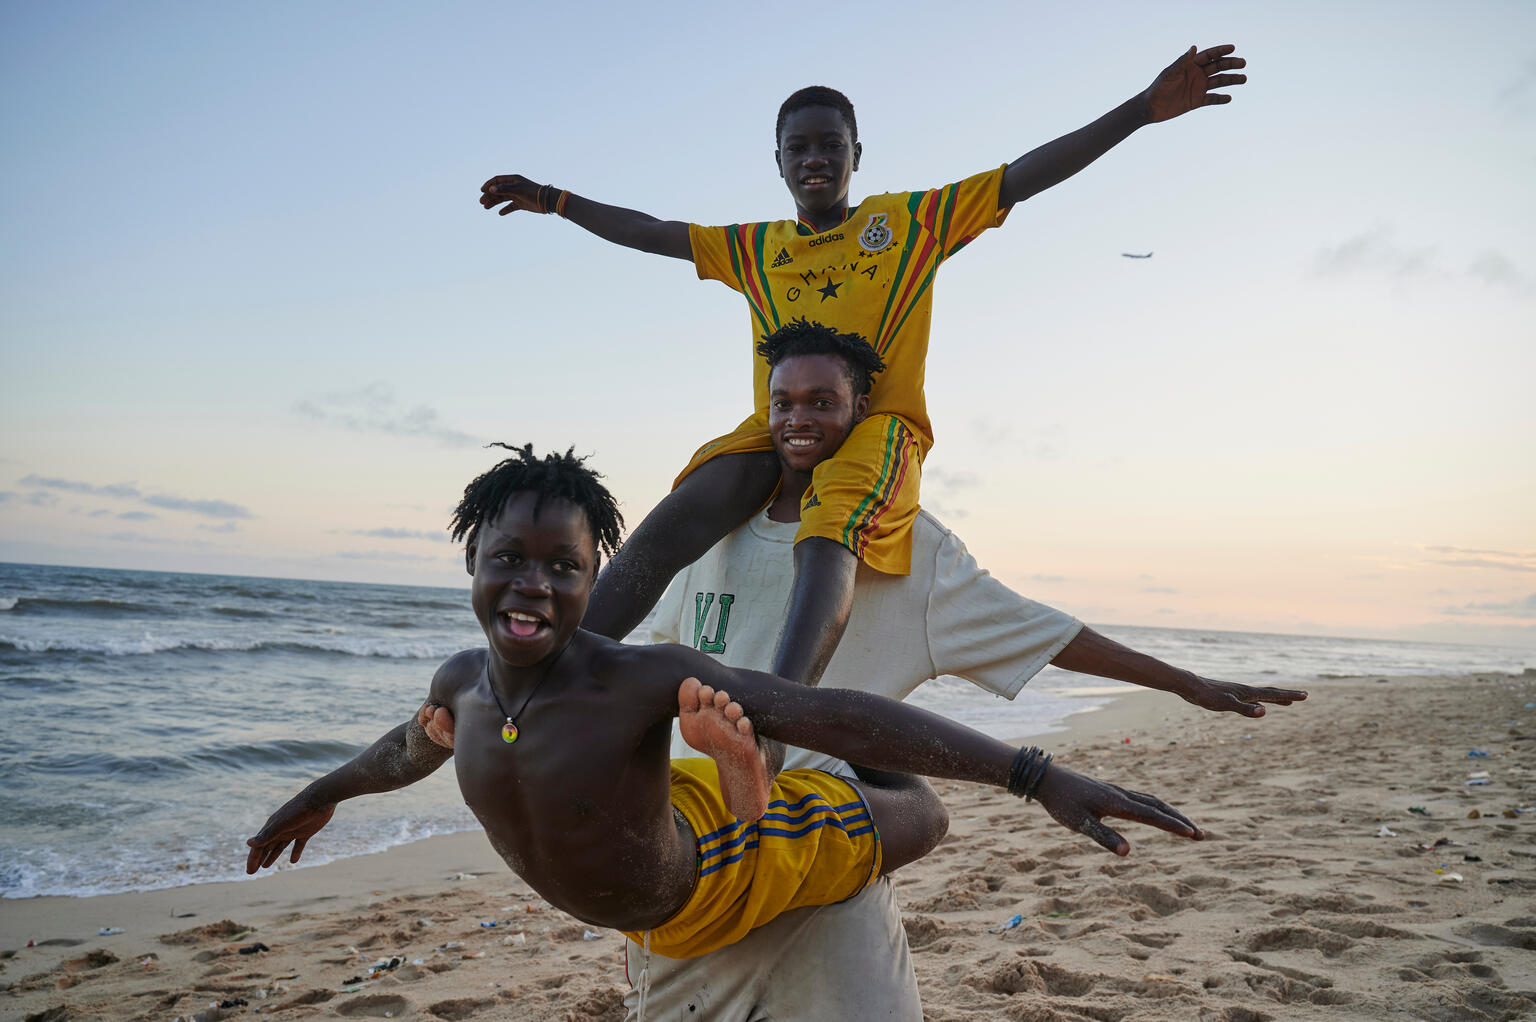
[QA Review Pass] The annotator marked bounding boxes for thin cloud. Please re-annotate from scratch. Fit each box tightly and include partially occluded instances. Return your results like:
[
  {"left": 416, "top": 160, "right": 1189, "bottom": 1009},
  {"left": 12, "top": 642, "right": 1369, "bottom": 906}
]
[
  {"left": 198, "top": 522, "right": 240, "bottom": 534},
  {"left": 20, "top": 475, "right": 141, "bottom": 499},
  {"left": 1467, "top": 251, "right": 1534, "bottom": 294},
  {"left": 141, "top": 494, "right": 252, "bottom": 520},
  {"left": 1315, "top": 228, "right": 1532, "bottom": 297},
  {"left": 17, "top": 474, "right": 251, "bottom": 520},
  {"left": 1432, "top": 558, "right": 1536, "bottom": 574},
  {"left": 924, "top": 467, "right": 981, "bottom": 491},
  {"left": 117, "top": 511, "right": 158, "bottom": 522},
  {"left": 335, "top": 549, "right": 441, "bottom": 563},
  {"left": 1423, "top": 545, "right": 1536, "bottom": 574},
  {"left": 352, "top": 527, "right": 445, "bottom": 541},
  {"left": 1029, "top": 574, "right": 1065, "bottom": 584},
  {"left": 26, "top": 492, "right": 58, "bottom": 508},
  {"left": 0, "top": 491, "right": 14, "bottom": 503},
  {"left": 1314, "top": 227, "right": 1439, "bottom": 280},
  {"left": 1441, "top": 593, "right": 1536, "bottom": 619},
  {"left": 105, "top": 531, "right": 211, "bottom": 548},
  {"left": 968, "top": 416, "right": 1062, "bottom": 459},
  {"left": 921, "top": 497, "right": 969, "bottom": 521},
  {"left": 1425, "top": 545, "right": 1533, "bottom": 558},
  {"left": 294, "top": 382, "right": 477, "bottom": 448}
]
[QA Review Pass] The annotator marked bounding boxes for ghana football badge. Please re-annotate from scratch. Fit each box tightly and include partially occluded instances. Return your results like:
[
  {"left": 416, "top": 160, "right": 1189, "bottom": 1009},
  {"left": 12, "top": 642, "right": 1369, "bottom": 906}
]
[{"left": 859, "top": 213, "right": 894, "bottom": 254}]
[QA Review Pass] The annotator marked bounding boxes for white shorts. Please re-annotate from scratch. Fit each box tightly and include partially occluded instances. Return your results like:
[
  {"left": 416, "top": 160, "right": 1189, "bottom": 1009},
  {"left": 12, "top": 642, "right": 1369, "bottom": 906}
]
[{"left": 623, "top": 875, "right": 920, "bottom": 1021}]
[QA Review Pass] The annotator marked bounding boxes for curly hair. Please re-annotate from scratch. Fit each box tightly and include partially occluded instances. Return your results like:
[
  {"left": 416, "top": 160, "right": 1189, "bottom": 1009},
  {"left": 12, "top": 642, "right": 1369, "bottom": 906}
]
[
  {"left": 776, "top": 85, "right": 857, "bottom": 145},
  {"left": 449, "top": 444, "right": 624, "bottom": 565},
  {"left": 755, "top": 318, "right": 886, "bottom": 396}
]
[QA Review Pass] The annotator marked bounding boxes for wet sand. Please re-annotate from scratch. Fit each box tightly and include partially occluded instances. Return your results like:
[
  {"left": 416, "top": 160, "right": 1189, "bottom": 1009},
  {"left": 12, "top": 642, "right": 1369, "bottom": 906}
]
[{"left": 3, "top": 671, "right": 1533, "bottom": 1021}]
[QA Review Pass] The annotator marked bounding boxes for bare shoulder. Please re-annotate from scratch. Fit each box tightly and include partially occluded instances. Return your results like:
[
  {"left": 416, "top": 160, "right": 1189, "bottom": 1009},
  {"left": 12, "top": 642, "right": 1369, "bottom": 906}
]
[
  {"left": 429, "top": 648, "right": 487, "bottom": 706},
  {"left": 583, "top": 632, "right": 705, "bottom": 702}
]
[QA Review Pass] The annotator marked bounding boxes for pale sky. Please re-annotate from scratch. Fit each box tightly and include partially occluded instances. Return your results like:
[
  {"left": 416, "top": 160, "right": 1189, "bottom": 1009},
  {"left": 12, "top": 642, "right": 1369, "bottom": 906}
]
[{"left": 3, "top": 0, "right": 1533, "bottom": 648}]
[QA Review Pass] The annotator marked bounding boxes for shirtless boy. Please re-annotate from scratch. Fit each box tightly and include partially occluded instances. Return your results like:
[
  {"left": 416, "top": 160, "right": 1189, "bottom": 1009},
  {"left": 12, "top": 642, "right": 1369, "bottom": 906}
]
[
  {"left": 246, "top": 446, "right": 1202, "bottom": 960},
  {"left": 478, "top": 44, "right": 1249, "bottom": 696}
]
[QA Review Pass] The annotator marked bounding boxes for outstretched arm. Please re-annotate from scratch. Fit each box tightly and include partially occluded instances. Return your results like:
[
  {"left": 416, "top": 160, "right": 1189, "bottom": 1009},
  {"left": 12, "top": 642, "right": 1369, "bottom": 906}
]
[
  {"left": 1051, "top": 626, "right": 1306, "bottom": 717},
  {"left": 999, "top": 43, "right": 1247, "bottom": 207},
  {"left": 244, "top": 715, "right": 451, "bottom": 873},
  {"left": 479, "top": 174, "right": 692, "bottom": 260},
  {"left": 671, "top": 653, "right": 1202, "bottom": 855}
]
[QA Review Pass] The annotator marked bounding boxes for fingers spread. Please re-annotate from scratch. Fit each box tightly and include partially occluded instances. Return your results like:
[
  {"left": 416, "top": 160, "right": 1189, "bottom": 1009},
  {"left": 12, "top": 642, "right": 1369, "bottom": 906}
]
[
  {"left": 1206, "top": 73, "right": 1247, "bottom": 89},
  {"left": 1195, "top": 44, "right": 1237, "bottom": 63}
]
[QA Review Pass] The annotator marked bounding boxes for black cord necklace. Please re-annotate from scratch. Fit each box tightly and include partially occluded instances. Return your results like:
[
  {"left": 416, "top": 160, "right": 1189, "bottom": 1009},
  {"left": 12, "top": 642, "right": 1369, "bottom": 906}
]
[{"left": 487, "top": 638, "right": 572, "bottom": 745}]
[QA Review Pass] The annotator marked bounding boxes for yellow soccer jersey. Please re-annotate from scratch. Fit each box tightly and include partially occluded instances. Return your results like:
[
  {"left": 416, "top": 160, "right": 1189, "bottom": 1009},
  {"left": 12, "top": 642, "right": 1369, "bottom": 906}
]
[{"left": 688, "top": 165, "right": 1008, "bottom": 444}]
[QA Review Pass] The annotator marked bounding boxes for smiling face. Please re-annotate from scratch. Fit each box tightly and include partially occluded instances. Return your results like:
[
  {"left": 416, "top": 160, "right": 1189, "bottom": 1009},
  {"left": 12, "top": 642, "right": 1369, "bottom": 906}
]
[
  {"left": 776, "top": 105, "right": 861, "bottom": 220},
  {"left": 767, "top": 353, "right": 869, "bottom": 476},
  {"left": 468, "top": 492, "right": 597, "bottom": 668}
]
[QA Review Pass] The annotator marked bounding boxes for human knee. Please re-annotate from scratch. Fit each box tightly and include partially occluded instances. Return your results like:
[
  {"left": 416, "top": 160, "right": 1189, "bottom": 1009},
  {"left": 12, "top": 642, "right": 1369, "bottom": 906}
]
[{"left": 912, "top": 781, "right": 949, "bottom": 857}]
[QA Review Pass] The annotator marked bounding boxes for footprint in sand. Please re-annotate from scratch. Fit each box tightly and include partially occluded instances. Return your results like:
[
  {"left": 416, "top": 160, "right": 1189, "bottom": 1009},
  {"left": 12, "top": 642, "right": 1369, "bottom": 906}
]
[
  {"left": 1209, "top": 1008, "right": 1274, "bottom": 1022},
  {"left": 900, "top": 914, "right": 954, "bottom": 951},
  {"left": 61, "top": 949, "right": 118, "bottom": 972},
  {"left": 973, "top": 955, "right": 1045, "bottom": 995},
  {"left": 1225, "top": 949, "right": 1335, "bottom": 989},
  {"left": 425, "top": 996, "right": 497, "bottom": 1020},
  {"left": 1240, "top": 970, "right": 1355, "bottom": 1006},
  {"left": 334, "top": 992, "right": 412, "bottom": 1017},
  {"left": 158, "top": 919, "right": 254, "bottom": 945},
  {"left": 1241, "top": 926, "right": 1354, "bottom": 954},
  {"left": 1271, "top": 890, "right": 1399, "bottom": 917}
]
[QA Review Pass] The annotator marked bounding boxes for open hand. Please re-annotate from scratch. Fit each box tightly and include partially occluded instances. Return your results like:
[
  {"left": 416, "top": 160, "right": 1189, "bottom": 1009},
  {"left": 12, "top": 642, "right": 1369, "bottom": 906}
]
[
  {"left": 1145, "top": 44, "right": 1247, "bottom": 123},
  {"left": 417, "top": 701, "right": 457, "bottom": 750},
  {"left": 480, "top": 174, "right": 544, "bottom": 215},
  {"left": 1181, "top": 677, "right": 1307, "bottom": 718},
  {"left": 1032, "top": 763, "right": 1202, "bottom": 855},
  {"left": 245, "top": 793, "right": 336, "bottom": 874}
]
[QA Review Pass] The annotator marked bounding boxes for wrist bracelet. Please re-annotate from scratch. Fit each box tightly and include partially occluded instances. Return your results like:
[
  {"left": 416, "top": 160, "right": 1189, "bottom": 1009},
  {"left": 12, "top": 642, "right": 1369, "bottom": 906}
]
[
  {"left": 1024, "top": 752, "right": 1052, "bottom": 802},
  {"left": 555, "top": 189, "right": 570, "bottom": 217},
  {"left": 1006, "top": 746, "right": 1052, "bottom": 801},
  {"left": 536, "top": 183, "right": 555, "bottom": 215},
  {"left": 1007, "top": 746, "right": 1040, "bottom": 797}
]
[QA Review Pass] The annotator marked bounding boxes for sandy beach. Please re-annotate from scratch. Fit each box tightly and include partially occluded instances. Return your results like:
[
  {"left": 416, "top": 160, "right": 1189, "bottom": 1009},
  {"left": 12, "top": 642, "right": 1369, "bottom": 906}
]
[{"left": 4, "top": 671, "right": 1533, "bottom": 1022}]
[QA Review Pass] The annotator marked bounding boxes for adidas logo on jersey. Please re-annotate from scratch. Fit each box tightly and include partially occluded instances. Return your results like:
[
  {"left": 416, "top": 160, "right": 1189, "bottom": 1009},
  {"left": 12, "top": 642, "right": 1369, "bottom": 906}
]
[{"left": 770, "top": 247, "right": 794, "bottom": 267}]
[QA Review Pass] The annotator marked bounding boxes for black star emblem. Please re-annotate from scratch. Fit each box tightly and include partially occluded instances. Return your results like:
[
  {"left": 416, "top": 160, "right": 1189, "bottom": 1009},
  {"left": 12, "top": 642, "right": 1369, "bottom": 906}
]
[{"left": 816, "top": 277, "right": 843, "bottom": 301}]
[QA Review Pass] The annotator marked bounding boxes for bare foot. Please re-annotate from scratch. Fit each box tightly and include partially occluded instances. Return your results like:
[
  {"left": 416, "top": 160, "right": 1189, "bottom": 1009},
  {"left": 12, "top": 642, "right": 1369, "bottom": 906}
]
[
  {"left": 678, "top": 677, "right": 771, "bottom": 822},
  {"left": 416, "top": 702, "right": 456, "bottom": 750}
]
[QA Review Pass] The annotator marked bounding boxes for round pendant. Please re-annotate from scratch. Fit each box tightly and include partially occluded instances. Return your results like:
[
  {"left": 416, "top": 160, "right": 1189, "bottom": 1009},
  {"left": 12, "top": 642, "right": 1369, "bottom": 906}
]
[{"left": 501, "top": 720, "right": 519, "bottom": 744}]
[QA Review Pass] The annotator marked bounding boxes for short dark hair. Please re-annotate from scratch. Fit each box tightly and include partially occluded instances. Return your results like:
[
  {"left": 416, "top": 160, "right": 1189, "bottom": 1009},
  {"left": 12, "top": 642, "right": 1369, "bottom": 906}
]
[
  {"left": 450, "top": 444, "right": 624, "bottom": 565},
  {"left": 776, "top": 86, "right": 857, "bottom": 145},
  {"left": 756, "top": 318, "right": 886, "bottom": 396}
]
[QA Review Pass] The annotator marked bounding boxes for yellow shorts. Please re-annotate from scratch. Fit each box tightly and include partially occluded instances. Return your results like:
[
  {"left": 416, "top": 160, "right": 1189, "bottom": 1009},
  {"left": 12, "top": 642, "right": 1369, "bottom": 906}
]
[
  {"left": 624, "top": 758, "right": 882, "bottom": 959},
  {"left": 673, "top": 412, "right": 927, "bottom": 575}
]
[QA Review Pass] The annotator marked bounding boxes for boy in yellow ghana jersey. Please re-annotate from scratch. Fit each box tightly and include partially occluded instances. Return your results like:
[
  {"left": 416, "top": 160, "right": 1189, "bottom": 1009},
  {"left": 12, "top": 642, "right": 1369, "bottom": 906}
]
[{"left": 479, "top": 44, "right": 1247, "bottom": 758}]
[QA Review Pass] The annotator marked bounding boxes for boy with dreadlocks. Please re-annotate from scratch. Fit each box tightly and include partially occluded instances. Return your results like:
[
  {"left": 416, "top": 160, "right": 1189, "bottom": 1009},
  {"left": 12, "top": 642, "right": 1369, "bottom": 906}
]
[
  {"left": 246, "top": 445, "right": 1203, "bottom": 961},
  {"left": 478, "top": 44, "right": 1249, "bottom": 704}
]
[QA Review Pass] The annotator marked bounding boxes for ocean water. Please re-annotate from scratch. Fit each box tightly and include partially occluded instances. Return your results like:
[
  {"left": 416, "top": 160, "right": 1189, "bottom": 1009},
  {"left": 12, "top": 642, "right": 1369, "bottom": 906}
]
[{"left": 2, "top": 561, "right": 1530, "bottom": 900}]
